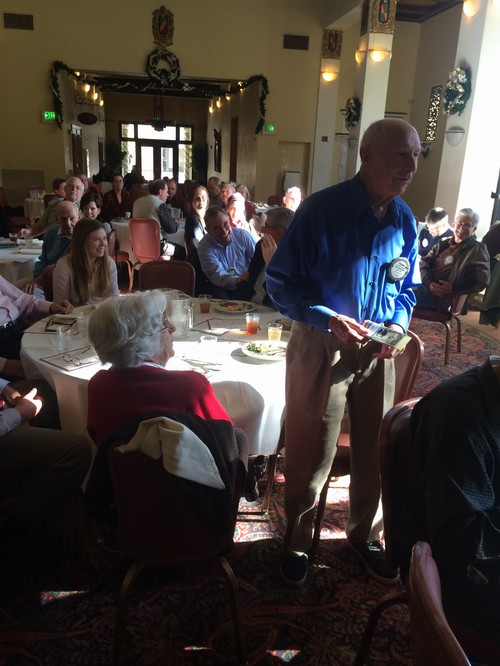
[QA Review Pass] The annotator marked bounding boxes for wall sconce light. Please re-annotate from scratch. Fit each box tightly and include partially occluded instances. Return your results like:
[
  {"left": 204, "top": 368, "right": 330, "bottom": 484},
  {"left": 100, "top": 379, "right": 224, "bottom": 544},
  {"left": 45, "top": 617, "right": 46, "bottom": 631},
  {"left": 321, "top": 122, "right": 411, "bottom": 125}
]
[
  {"left": 83, "top": 82, "right": 91, "bottom": 93},
  {"left": 355, "top": 50, "right": 366, "bottom": 64},
  {"left": 321, "top": 58, "right": 340, "bottom": 82},
  {"left": 225, "top": 93, "right": 231, "bottom": 101},
  {"left": 445, "top": 127, "right": 465, "bottom": 146},
  {"left": 208, "top": 101, "right": 214, "bottom": 114},
  {"left": 369, "top": 49, "right": 392, "bottom": 62},
  {"left": 463, "top": 0, "right": 481, "bottom": 16},
  {"left": 216, "top": 97, "right": 222, "bottom": 109},
  {"left": 321, "top": 70, "right": 338, "bottom": 82},
  {"left": 347, "top": 136, "right": 357, "bottom": 149}
]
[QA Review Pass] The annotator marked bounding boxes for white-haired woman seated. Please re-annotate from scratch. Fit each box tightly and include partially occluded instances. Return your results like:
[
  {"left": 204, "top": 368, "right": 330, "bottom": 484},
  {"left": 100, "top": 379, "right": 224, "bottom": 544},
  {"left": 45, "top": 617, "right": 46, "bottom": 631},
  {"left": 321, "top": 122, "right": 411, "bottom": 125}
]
[
  {"left": 86, "top": 290, "right": 232, "bottom": 448},
  {"left": 84, "top": 289, "right": 253, "bottom": 524}
]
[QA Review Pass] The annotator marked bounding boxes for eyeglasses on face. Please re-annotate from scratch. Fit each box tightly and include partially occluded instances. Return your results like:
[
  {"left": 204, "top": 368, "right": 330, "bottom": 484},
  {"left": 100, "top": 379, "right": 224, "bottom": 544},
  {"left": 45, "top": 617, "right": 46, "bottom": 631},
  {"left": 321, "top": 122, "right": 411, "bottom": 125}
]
[{"left": 159, "top": 315, "right": 175, "bottom": 334}]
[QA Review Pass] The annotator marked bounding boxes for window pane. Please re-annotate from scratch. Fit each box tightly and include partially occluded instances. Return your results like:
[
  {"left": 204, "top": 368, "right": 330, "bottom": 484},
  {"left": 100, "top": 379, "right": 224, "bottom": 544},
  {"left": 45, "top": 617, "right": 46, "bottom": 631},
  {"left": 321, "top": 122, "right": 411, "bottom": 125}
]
[
  {"left": 137, "top": 124, "right": 176, "bottom": 140},
  {"left": 141, "top": 146, "right": 155, "bottom": 181},
  {"left": 178, "top": 144, "right": 192, "bottom": 183},
  {"left": 179, "top": 126, "right": 192, "bottom": 141},
  {"left": 121, "top": 123, "right": 135, "bottom": 139},
  {"left": 121, "top": 141, "right": 136, "bottom": 175},
  {"left": 161, "top": 147, "right": 174, "bottom": 179}
]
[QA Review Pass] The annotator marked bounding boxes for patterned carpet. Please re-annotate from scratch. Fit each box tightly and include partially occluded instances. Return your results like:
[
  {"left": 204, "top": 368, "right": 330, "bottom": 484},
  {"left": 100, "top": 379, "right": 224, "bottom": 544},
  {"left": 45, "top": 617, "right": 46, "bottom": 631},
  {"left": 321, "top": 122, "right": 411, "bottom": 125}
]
[{"left": 0, "top": 318, "right": 498, "bottom": 665}]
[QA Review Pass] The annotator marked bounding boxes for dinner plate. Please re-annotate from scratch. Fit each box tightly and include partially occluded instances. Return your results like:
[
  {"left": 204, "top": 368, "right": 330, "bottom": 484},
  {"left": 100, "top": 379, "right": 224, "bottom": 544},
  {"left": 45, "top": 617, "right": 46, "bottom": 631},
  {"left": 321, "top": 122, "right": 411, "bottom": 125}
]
[
  {"left": 214, "top": 300, "right": 255, "bottom": 314},
  {"left": 241, "top": 341, "right": 287, "bottom": 361}
]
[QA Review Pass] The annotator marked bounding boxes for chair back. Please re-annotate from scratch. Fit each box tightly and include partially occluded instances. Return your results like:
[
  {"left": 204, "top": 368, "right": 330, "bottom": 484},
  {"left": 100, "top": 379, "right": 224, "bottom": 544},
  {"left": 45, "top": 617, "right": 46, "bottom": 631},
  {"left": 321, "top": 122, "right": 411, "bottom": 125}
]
[
  {"left": 27, "top": 186, "right": 44, "bottom": 199},
  {"left": 40, "top": 264, "right": 56, "bottom": 301},
  {"left": 408, "top": 541, "right": 471, "bottom": 665},
  {"left": 394, "top": 329, "right": 424, "bottom": 403},
  {"left": 107, "top": 229, "right": 118, "bottom": 260},
  {"left": 107, "top": 420, "right": 246, "bottom": 564},
  {"left": 379, "top": 397, "right": 420, "bottom": 570},
  {"left": 44, "top": 194, "right": 57, "bottom": 208},
  {"left": 138, "top": 259, "right": 195, "bottom": 295},
  {"left": 266, "top": 195, "right": 282, "bottom": 206},
  {"left": 129, "top": 217, "right": 161, "bottom": 264}
]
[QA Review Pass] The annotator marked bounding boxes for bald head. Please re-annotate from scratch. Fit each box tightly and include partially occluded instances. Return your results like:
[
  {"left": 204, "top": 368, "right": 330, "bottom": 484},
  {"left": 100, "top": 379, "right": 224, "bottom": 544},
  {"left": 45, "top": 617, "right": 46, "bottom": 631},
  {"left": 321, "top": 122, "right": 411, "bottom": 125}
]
[
  {"left": 55, "top": 200, "right": 80, "bottom": 237},
  {"left": 359, "top": 119, "right": 421, "bottom": 206}
]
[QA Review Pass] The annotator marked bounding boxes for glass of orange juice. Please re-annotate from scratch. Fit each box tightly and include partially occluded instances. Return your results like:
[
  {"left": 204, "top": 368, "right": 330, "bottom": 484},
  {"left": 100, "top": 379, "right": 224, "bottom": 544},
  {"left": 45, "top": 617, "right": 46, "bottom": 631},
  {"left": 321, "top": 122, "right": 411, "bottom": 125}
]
[
  {"left": 246, "top": 312, "right": 260, "bottom": 335},
  {"left": 267, "top": 322, "right": 283, "bottom": 342}
]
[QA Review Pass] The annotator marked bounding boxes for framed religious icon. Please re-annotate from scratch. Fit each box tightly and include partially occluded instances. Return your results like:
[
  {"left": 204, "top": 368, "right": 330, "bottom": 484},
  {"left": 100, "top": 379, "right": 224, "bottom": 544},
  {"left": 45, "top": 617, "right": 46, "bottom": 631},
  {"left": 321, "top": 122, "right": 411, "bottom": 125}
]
[
  {"left": 152, "top": 6, "right": 174, "bottom": 47},
  {"left": 322, "top": 30, "right": 342, "bottom": 59},
  {"left": 370, "top": 0, "right": 397, "bottom": 33}
]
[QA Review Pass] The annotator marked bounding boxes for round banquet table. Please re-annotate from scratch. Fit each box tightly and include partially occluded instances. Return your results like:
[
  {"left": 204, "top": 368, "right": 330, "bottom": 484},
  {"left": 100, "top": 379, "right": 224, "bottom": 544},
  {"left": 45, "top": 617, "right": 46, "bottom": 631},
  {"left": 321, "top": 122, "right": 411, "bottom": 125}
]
[
  {"left": 0, "top": 246, "right": 39, "bottom": 283},
  {"left": 20, "top": 299, "right": 287, "bottom": 454}
]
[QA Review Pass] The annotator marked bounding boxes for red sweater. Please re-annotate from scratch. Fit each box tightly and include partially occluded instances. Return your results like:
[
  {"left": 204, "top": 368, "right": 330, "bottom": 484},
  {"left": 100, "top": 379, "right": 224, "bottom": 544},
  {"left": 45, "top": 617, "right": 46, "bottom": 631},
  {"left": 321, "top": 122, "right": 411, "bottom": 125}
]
[{"left": 87, "top": 365, "right": 231, "bottom": 447}]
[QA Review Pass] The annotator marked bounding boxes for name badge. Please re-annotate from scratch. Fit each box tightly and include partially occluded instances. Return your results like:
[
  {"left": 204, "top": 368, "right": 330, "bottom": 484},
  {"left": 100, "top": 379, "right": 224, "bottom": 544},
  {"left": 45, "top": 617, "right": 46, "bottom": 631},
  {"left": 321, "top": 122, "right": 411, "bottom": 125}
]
[
  {"left": 387, "top": 257, "right": 410, "bottom": 282},
  {"left": 444, "top": 255, "right": 454, "bottom": 265}
]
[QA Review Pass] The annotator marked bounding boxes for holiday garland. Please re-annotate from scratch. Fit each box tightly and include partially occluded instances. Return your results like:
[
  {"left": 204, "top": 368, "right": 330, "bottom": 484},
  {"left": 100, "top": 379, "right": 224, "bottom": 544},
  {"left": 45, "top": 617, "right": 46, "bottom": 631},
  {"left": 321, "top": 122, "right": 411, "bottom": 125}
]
[
  {"left": 443, "top": 66, "right": 471, "bottom": 117},
  {"left": 50, "top": 61, "right": 269, "bottom": 134},
  {"left": 343, "top": 97, "right": 361, "bottom": 130}
]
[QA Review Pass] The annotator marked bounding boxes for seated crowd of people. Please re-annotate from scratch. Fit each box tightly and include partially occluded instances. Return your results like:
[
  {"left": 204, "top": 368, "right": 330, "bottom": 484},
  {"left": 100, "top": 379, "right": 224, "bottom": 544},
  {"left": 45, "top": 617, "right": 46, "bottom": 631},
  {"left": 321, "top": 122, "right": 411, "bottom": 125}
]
[{"left": 2, "top": 160, "right": 500, "bottom": 656}]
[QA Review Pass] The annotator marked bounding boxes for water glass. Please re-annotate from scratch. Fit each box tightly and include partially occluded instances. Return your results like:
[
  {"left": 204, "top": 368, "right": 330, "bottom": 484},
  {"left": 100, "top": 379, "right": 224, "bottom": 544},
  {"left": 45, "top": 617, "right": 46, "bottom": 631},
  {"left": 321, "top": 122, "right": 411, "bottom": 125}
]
[{"left": 199, "top": 294, "right": 212, "bottom": 313}]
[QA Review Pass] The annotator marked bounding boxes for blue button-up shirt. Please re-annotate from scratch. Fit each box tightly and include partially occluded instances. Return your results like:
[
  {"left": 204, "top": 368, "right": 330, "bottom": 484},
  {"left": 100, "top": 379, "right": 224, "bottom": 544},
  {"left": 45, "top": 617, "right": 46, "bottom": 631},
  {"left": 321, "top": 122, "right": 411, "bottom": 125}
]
[
  {"left": 197, "top": 227, "right": 256, "bottom": 289},
  {"left": 266, "top": 174, "right": 420, "bottom": 332}
]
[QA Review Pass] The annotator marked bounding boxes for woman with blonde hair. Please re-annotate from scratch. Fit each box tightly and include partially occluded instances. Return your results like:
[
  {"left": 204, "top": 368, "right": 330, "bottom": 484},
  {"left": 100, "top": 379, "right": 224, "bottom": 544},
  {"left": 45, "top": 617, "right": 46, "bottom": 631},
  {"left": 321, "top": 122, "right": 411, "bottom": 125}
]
[{"left": 52, "top": 219, "right": 119, "bottom": 306}]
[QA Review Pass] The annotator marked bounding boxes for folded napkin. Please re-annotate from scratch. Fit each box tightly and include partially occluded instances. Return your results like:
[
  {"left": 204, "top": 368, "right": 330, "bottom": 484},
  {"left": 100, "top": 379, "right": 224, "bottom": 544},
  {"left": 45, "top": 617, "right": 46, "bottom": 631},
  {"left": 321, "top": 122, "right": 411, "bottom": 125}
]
[{"left": 116, "top": 416, "right": 225, "bottom": 489}]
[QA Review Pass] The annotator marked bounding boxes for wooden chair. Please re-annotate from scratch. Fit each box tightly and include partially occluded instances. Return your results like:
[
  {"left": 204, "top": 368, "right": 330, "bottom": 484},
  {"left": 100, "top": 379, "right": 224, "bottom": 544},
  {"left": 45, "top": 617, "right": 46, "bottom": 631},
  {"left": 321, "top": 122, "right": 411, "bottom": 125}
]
[
  {"left": 266, "top": 195, "right": 282, "bottom": 207},
  {"left": 411, "top": 293, "right": 467, "bottom": 365},
  {"left": 408, "top": 541, "right": 471, "bottom": 665},
  {"left": 39, "top": 264, "right": 56, "bottom": 301},
  {"left": 107, "top": 229, "right": 134, "bottom": 292},
  {"left": 138, "top": 259, "right": 195, "bottom": 295},
  {"left": 43, "top": 194, "right": 57, "bottom": 208},
  {"left": 26, "top": 186, "right": 44, "bottom": 199},
  {"left": 129, "top": 217, "right": 162, "bottom": 267},
  {"left": 261, "top": 330, "right": 424, "bottom": 522},
  {"left": 107, "top": 421, "right": 248, "bottom": 665}
]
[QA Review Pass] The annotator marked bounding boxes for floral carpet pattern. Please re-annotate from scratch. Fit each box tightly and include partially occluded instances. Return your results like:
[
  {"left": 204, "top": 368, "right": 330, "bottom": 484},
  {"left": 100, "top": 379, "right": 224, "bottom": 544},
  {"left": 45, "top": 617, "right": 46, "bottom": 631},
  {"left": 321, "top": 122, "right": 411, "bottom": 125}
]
[{"left": 0, "top": 319, "right": 498, "bottom": 665}]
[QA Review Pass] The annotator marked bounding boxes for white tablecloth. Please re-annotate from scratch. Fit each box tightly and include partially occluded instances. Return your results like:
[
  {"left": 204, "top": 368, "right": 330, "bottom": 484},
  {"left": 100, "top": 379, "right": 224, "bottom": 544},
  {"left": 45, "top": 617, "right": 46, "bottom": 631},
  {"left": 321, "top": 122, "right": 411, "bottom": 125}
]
[
  {"left": 0, "top": 246, "right": 38, "bottom": 283},
  {"left": 20, "top": 301, "right": 287, "bottom": 454},
  {"left": 24, "top": 198, "right": 45, "bottom": 222}
]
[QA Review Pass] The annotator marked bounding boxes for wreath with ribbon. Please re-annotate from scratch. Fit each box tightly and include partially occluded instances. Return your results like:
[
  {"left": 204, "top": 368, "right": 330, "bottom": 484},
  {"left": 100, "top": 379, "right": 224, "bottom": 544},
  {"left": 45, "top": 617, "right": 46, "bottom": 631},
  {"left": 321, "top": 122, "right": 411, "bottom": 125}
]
[
  {"left": 443, "top": 66, "right": 471, "bottom": 117},
  {"left": 146, "top": 48, "right": 180, "bottom": 86},
  {"left": 343, "top": 97, "right": 361, "bottom": 130}
]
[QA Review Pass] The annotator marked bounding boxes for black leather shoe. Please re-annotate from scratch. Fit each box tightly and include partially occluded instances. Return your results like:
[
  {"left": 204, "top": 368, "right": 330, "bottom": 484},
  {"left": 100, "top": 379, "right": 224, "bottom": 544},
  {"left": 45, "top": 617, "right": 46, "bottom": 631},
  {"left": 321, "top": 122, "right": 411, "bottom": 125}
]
[
  {"left": 280, "top": 554, "right": 308, "bottom": 586},
  {"left": 347, "top": 540, "right": 399, "bottom": 585}
]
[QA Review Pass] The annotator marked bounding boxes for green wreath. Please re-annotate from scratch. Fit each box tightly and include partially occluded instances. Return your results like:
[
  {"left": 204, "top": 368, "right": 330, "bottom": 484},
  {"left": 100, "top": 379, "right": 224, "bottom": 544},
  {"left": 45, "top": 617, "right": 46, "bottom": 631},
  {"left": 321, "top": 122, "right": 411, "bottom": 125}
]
[
  {"left": 443, "top": 66, "right": 471, "bottom": 117},
  {"left": 344, "top": 97, "right": 361, "bottom": 130},
  {"left": 146, "top": 49, "right": 180, "bottom": 85}
]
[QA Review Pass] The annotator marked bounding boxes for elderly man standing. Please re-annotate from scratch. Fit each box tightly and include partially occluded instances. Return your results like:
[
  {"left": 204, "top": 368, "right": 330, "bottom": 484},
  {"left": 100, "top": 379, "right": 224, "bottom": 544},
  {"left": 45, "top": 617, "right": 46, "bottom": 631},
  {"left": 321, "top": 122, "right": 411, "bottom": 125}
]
[
  {"left": 197, "top": 207, "right": 255, "bottom": 298},
  {"left": 27, "top": 176, "right": 84, "bottom": 237},
  {"left": 266, "top": 119, "right": 421, "bottom": 586},
  {"left": 132, "top": 179, "right": 184, "bottom": 259},
  {"left": 282, "top": 186, "right": 302, "bottom": 212},
  {"left": 414, "top": 207, "right": 490, "bottom": 310}
]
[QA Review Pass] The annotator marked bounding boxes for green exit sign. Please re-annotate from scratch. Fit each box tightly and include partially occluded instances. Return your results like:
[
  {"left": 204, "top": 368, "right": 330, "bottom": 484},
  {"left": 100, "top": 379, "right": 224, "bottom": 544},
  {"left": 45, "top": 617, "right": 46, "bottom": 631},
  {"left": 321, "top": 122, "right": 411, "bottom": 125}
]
[
  {"left": 263, "top": 122, "right": 276, "bottom": 135},
  {"left": 42, "top": 111, "right": 56, "bottom": 122}
]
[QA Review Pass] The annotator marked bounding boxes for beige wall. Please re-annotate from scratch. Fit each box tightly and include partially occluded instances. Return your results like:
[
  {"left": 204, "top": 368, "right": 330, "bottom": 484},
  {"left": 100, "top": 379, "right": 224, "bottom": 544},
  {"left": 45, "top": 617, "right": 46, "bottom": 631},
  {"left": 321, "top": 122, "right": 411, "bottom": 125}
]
[{"left": 0, "top": 0, "right": 324, "bottom": 204}]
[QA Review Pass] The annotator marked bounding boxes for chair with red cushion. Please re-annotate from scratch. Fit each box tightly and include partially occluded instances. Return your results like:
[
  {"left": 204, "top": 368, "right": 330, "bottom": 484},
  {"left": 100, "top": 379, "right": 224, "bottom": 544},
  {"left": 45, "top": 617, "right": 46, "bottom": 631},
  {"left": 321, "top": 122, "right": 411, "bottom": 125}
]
[
  {"left": 107, "top": 229, "right": 134, "bottom": 292},
  {"left": 408, "top": 541, "right": 471, "bottom": 666},
  {"left": 129, "top": 217, "right": 162, "bottom": 266},
  {"left": 138, "top": 259, "right": 195, "bottom": 295},
  {"left": 106, "top": 417, "right": 248, "bottom": 665}
]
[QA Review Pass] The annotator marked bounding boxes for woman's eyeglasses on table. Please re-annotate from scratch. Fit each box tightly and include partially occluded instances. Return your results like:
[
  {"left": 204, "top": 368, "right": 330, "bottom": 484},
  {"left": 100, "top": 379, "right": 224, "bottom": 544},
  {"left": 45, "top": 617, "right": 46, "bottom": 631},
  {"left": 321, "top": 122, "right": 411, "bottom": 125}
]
[{"left": 62, "top": 346, "right": 91, "bottom": 366}]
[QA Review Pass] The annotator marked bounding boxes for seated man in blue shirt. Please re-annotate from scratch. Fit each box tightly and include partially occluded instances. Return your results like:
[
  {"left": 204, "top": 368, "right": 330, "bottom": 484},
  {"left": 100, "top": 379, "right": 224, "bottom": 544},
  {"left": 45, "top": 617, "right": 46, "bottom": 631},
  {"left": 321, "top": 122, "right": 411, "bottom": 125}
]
[
  {"left": 266, "top": 118, "right": 421, "bottom": 586},
  {"left": 196, "top": 207, "right": 256, "bottom": 299}
]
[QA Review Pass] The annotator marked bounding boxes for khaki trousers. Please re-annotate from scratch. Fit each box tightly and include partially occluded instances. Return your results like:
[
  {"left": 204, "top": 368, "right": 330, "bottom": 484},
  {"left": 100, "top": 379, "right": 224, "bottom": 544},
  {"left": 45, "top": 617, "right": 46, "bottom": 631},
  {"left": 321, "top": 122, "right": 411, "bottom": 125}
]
[{"left": 283, "top": 321, "right": 395, "bottom": 556}]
